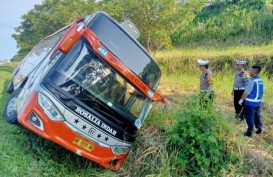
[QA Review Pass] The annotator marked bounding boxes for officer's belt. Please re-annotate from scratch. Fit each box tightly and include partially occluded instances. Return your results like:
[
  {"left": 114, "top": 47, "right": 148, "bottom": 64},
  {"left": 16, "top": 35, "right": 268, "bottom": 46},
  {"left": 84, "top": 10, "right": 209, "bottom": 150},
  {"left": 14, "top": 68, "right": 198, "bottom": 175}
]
[{"left": 234, "top": 87, "right": 245, "bottom": 90}]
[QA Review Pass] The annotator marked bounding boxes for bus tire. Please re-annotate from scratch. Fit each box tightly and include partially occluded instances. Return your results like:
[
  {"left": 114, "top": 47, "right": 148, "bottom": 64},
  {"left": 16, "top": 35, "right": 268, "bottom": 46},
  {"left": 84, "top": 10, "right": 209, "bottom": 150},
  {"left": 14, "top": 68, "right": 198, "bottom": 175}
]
[{"left": 3, "top": 88, "right": 22, "bottom": 124}]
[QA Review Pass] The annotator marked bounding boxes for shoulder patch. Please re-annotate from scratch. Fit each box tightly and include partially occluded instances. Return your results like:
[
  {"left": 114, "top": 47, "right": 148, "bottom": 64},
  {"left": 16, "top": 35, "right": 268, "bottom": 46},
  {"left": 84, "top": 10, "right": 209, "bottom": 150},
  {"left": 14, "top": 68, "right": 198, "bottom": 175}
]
[
  {"left": 243, "top": 71, "right": 249, "bottom": 78},
  {"left": 207, "top": 73, "right": 213, "bottom": 84}
]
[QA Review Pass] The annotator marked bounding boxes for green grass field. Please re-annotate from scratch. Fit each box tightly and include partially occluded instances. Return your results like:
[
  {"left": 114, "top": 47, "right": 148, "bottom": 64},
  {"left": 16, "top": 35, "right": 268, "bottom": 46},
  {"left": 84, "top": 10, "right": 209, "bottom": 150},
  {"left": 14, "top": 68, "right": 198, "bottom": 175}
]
[{"left": 1, "top": 47, "right": 273, "bottom": 176}]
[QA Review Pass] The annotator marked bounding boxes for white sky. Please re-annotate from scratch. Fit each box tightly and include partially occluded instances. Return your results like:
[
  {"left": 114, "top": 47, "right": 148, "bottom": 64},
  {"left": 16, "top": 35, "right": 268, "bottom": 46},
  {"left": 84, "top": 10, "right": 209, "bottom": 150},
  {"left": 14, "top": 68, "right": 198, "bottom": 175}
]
[{"left": 0, "top": 0, "right": 43, "bottom": 60}]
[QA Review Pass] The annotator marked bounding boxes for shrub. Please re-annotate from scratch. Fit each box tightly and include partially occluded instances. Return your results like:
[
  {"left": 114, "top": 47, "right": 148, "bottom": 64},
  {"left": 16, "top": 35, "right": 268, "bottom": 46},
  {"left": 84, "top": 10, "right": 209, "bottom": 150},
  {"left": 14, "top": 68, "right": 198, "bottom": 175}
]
[{"left": 168, "top": 95, "right": 230, "bottom": 176}]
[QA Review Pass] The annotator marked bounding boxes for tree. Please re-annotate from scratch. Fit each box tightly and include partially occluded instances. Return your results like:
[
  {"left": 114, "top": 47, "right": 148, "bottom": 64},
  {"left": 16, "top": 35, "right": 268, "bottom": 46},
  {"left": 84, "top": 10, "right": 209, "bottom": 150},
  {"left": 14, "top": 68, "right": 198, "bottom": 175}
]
[
  {"left": 12, "top": 0, "right": 97, "bottom": 61},
  {"left": 101, "top": 0, "right": 206, "bottom": 52},
  {"left": 12, "top": 0, "right": 205, "bottom": 61}
]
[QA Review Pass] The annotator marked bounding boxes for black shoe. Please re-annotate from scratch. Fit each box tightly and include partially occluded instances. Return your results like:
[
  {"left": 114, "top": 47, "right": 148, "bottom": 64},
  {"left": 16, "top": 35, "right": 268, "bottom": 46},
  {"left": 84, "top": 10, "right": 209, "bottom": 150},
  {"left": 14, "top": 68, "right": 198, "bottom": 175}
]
[
  {"left": 256, "top": 129, "right": 262, "bottom": 134},
  {"left": 244, "top": 132, "right": 252, "bottom": 137}
]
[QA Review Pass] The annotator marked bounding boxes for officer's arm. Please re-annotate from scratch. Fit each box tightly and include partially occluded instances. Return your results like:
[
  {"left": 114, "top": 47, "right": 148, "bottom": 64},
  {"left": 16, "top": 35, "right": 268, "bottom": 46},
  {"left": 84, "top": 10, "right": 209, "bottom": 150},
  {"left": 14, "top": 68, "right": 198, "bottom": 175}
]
[
  {"left": 207, "top": 73, "right": 213, "bottom": 86},
  {"left": 206, "top": 73, "right": 213, "bottom": 97},
  {"left": 232, "top": 75, "right": 235, "bottom": 95},
  {"left": 207, "top": 84, "right": 213, "bottom": 91},
  {"left": 241, "top": 93, "right": 248, "bottom": 100},
  {"left": 243, "top": 71, "right": 250, "bottom": 85},
  {"left": 241, "top": 80, "right": 254, "bottom": 100}
]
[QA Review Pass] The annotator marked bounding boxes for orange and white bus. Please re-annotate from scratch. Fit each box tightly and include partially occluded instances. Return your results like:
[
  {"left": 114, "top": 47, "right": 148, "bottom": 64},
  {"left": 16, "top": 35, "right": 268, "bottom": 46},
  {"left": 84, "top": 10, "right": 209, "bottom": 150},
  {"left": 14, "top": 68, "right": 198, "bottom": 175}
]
[{"left": 3, "top": 11, "right": 167, "bottom": 170}]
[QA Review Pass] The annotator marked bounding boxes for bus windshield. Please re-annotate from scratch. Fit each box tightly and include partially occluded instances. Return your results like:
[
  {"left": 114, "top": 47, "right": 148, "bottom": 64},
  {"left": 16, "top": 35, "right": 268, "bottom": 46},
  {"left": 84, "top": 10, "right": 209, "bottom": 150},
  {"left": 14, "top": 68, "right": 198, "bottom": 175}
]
[
  {"left": 87, "top": 14, "right": 161, "bottom": 89},
  {"left": 48, "top": 39, "right": 147, "bottom": 121}
]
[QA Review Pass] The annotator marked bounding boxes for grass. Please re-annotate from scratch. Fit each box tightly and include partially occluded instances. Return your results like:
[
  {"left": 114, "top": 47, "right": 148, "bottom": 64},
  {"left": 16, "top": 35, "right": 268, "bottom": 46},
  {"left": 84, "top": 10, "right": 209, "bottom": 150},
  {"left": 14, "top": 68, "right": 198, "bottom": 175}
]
[
  {"left": 1, "top": 45, "right": 273, "bottom": 176},
  {"left": 154, "top": 44, "right": 273, "bottom": 61},
  {"left": 154, "top": 48, "right": 273, "bottom": 176}
]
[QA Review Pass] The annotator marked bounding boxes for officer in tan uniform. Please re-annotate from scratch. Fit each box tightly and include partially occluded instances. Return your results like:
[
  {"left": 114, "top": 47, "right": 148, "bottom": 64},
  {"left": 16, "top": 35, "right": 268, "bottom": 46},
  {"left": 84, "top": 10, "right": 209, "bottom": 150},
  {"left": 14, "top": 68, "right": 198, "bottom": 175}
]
[
  {"left": 198, "top": 59, "right": 214, "bottom": 109},
  {"left": 231, "top": 60, "right": 249, "bottom": 121}
]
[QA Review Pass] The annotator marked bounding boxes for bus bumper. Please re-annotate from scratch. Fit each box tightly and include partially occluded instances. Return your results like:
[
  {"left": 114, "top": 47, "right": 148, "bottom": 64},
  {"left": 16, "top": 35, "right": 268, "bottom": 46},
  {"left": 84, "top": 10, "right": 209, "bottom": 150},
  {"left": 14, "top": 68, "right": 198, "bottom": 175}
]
[{"left": 17, "top": 91, "right": 128, "bottom": 170}]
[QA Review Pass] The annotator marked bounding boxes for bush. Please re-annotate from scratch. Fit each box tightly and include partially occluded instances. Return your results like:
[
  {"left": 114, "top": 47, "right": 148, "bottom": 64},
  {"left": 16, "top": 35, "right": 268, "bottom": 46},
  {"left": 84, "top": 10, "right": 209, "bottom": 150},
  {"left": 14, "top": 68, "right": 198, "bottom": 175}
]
[{"left": 168, "top": 95, "right": 230, "bottom": 176}]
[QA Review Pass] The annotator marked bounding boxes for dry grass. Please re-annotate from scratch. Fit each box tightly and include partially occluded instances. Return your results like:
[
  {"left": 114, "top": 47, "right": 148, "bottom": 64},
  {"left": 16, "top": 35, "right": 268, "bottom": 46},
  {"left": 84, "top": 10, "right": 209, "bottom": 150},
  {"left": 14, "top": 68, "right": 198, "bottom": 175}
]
[{"left": 153, "top": 44, "right": 273, "bottom": 61}]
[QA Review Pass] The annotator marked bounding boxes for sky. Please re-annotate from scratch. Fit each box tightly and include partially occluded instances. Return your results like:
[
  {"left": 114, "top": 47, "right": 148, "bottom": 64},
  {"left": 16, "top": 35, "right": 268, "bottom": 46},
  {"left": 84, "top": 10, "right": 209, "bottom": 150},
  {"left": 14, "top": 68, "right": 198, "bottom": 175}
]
[{"left": 0, "top": 0, "right": 43, "bottom": 60}]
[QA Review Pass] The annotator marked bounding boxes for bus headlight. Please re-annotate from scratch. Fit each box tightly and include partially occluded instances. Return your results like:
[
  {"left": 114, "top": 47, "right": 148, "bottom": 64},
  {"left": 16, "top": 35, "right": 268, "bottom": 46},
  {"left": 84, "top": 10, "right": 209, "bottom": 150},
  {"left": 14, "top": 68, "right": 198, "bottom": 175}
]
[
  {"left": 38, "top": 92, "right": 64, "bottom": 121},
  {"left": 111, "top": 146, "right": 130, "bottom": 155}
]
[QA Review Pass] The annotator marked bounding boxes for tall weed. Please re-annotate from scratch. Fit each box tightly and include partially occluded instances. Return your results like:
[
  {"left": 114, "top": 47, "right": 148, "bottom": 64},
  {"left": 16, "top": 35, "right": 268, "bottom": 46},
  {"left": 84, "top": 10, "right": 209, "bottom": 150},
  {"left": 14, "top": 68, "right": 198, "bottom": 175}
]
[{"left": 168, "top": 95, "right": 232, "bottom": 176}]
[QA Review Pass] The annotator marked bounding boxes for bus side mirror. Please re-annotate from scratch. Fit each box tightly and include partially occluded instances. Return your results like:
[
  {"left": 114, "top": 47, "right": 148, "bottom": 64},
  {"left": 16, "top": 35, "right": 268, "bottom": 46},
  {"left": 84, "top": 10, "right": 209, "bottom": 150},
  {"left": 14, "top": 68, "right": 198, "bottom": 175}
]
[{"left": 57, "top": 21, "right": 85, "bottom": 54}]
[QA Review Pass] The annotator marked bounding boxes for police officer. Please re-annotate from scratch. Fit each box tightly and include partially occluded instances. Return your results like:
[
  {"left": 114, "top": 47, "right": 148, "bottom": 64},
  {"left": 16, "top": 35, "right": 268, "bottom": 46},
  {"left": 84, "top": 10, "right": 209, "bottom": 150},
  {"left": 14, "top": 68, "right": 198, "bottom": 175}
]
[
  {"left": 232, "top": 60, "right": 249, "bottom": 121},
  {"left": 198, "top": 59, "right": 214, "bottom": 109},
  {"left": 238, "top": 65, "right": 264, "bottom": 137}
]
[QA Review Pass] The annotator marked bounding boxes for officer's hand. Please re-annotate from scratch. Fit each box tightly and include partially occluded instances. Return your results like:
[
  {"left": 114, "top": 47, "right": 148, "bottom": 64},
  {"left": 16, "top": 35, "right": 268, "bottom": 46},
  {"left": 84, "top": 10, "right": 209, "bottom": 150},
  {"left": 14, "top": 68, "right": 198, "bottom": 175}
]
[{"left": 238, "top": 99, "right": 243, "bottom": 105}]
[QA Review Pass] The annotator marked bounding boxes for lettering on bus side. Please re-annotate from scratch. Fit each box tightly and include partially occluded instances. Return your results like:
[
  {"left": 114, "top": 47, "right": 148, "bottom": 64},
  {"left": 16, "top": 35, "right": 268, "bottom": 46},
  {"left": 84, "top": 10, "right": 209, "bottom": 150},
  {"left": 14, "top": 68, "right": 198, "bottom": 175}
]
[
  {"left": 109, "top": 57, "right": 124, "bottom": 72},
  {"left": 75, "top": 106, "right": 117, "bottom": 136},
  {"left": 108, "top": 57, "right": 148, "bottom": 96},
  {"left": 124, "top": 70, "right": 147, "bottom": 91}
]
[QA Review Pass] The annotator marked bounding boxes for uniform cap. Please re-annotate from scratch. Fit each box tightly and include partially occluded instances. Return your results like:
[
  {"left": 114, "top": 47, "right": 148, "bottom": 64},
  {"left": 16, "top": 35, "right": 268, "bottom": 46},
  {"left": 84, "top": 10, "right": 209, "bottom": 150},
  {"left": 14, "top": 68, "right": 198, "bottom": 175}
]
[
  {"left": 197, "top": 59, "right": 209, "bottom": 65},
  {"left": 236, "top": 60, "right": 247, "bottom": 65}
]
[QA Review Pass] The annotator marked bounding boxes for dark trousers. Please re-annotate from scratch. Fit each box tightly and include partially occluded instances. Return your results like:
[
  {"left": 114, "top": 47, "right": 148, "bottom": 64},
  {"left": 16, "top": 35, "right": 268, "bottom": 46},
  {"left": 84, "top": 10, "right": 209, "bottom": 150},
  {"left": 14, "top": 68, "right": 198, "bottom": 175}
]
[
  {"left": 233, "top": 90, "right": 245, "bottom": 120},
  {"left": 244, "top": 105, "right": 262, "bottom": 135}
]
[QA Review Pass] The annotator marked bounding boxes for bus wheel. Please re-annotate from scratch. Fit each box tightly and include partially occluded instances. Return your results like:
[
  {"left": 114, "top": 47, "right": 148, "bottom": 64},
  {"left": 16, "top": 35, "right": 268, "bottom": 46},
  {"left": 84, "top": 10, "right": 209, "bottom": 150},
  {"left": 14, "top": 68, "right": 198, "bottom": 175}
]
[{"left": 3, "top": 88, "right": 22, "bottom": 124}]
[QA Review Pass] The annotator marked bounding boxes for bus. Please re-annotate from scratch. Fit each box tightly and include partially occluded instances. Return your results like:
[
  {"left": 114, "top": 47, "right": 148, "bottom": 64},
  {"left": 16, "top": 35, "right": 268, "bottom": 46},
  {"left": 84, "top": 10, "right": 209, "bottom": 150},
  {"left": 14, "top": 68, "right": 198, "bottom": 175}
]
[{"left": 3, "top": 11, "right": 167, "bottom": 170}]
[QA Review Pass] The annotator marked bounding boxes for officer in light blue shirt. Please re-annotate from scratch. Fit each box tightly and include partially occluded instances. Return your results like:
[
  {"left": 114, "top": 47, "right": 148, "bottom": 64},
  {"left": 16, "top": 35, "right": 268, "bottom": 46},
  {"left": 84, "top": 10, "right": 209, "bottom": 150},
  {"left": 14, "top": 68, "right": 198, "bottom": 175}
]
[
  {"left": 232, "top": 60, "right": 249, "bottom": 121},
  {"left": 238, "top": 65, "right": 264, "bottom": 137}
]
